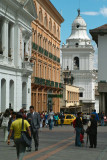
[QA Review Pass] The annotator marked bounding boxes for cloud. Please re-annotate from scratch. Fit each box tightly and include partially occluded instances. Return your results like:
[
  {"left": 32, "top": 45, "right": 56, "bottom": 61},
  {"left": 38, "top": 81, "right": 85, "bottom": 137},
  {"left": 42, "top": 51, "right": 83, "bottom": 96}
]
[
  {"left": 81, "top": 7, "right": 107, "bottom": 17},
  {"left": 81, "top": 12, "right": 99, "bottom": 16},
  {"left": 100, "top": 7, "right": 107, "bottom": 17}
]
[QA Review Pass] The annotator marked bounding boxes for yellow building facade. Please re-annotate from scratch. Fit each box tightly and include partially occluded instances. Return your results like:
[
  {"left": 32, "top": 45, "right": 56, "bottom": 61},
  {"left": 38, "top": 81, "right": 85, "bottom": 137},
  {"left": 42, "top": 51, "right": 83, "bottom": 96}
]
[
  {"left": 60, "top": 84, "right": 80, "bottom": 113},
  {"left": 31, "top": 0, "right": 64, "bottom": 113}
]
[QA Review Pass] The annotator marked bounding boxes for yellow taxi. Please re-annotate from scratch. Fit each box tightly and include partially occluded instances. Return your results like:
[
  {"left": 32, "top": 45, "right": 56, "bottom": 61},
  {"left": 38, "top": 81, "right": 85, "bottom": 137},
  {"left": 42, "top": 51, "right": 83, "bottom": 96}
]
[{"left": 58, "top": 114, "right": 76, "bottom": 125}]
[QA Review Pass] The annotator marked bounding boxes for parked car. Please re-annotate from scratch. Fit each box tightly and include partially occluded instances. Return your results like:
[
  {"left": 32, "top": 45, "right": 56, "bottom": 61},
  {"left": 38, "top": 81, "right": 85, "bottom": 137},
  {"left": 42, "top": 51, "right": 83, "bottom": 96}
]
[{"left": 58, "top": 114, "right": 76, "bottom": 125}]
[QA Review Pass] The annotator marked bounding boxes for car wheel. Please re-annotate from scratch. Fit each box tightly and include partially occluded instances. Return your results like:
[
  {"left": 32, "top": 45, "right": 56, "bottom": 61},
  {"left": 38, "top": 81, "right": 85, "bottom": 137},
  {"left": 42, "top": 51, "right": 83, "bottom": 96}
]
[{"left": 71, "top": 122, "right": 72, "bottom": 126}]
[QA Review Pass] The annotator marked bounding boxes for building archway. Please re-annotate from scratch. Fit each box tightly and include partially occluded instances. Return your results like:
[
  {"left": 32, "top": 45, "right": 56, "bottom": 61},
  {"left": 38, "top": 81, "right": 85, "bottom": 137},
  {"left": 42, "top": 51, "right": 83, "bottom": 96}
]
[
  {"left": 1, "top": 79, "right": 6, "bottom": 112},
  {"left": 22, "top": 82, "right": 27, "bottom": 109},
  {"left": 9, "top": 80, "right": 14, "bottom": 110}
]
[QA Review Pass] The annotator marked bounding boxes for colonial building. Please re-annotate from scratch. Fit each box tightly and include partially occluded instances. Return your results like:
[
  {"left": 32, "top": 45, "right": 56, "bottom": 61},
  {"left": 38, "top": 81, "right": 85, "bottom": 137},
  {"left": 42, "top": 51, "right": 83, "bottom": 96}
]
[
  {"left": 61, "top": 10, "right": 95, "bottom": 113},
  {"left": 90, "top": 24, "right": 107, "bottom": 115},
  {"left": 31, "top": 0, "right": 64, "bottom": 113},
  {"left": 0, "top": 0, "right": 37, "bottom": 112}
]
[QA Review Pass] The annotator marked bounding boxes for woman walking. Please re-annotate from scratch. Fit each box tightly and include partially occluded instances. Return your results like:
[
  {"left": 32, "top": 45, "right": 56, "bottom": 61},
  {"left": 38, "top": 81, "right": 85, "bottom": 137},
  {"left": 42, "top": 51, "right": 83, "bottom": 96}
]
[{"left": 2, "top": 109, "right": 10, "bottom": 142}]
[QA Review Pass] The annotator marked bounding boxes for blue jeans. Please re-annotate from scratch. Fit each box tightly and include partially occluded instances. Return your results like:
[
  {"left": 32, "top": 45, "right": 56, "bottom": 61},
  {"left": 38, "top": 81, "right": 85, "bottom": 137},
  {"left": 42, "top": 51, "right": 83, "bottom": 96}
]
[
  {"left": 101, "top": 119, "right": 104, "bottom": 126},
  {"left": 15, "top": 138, "right": 26, "bottom": 160},
  {"left": 75, "top": 127, "right": 81, "bottom": 147}
]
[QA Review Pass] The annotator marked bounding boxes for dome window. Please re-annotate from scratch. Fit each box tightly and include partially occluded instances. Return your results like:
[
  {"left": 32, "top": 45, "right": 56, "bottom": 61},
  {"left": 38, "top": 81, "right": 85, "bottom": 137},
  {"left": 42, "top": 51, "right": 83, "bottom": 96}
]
[
  {"left": 76, "top": 24, "right": 80, "bottom": 28},
  {"left": 75, "top": 43, "right": 79, "bottom": 47}
]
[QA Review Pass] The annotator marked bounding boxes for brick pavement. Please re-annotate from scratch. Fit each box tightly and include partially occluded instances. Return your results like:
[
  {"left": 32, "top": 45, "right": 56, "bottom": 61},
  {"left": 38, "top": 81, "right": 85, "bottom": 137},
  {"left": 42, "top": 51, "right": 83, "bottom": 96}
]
[{"left": 0, "top": 126, "right": 107, "bottom": 160}]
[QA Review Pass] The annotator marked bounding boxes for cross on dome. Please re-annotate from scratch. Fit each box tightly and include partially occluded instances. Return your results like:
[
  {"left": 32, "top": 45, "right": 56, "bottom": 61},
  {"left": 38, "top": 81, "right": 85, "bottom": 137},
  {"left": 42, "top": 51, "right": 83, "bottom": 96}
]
[{"left": 77, "top": 9, "right": 80, "bottom": 16}]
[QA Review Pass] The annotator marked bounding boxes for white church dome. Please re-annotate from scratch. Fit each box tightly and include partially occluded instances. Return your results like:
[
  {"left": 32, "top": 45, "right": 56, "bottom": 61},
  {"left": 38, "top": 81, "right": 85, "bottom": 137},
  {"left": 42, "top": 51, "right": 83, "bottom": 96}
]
[{"left": 67, "top": 9, "right": 90, "bottom": 41}]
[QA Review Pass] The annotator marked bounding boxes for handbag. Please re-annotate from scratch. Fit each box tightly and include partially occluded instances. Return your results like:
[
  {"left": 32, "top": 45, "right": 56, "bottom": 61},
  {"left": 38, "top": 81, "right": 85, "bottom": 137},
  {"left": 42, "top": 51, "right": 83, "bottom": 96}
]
[{"left": 21, "top": 119, "right": 32, "bottom": 147}]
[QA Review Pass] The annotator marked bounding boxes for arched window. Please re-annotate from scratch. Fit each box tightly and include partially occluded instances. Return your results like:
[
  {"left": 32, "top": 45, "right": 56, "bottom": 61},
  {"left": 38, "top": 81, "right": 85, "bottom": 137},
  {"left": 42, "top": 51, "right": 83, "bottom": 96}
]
[
  {"left": 53, "top": 23, "right": 56, "bottom": 34},
  {"left": 49, "top": 19, "right": 52, "bottom": 31},
  {"left": 74, "top": 57, "right": 79, "bottom": 70},
  {"left": 44, "top": 14, "right": 47, "bottom": 27},
  {"left": 39, "top": 9, "right": 42, "bottom": 23},
  {"left": 57, "top": 27, "right": 59, "bottom": 38}
]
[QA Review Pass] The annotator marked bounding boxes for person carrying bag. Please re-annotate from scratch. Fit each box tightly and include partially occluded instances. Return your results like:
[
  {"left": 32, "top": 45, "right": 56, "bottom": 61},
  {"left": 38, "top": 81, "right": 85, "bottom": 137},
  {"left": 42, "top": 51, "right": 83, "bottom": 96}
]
[
  {"left": 21, "top": 119, "right": 32, "bottom": 147},
  {"left": 7, "top": 112, "right": 31, "bottom": 160}
]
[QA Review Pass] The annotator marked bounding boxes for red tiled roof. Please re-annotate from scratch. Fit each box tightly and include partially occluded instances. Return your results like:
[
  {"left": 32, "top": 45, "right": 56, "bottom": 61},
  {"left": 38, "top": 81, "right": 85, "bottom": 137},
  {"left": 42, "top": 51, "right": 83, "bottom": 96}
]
[
  {"left": 89, "top": 24, "right": 107, "bottom": 45},
  {"left": 90, "top": 24, "right": 107, "bottom": 31}
]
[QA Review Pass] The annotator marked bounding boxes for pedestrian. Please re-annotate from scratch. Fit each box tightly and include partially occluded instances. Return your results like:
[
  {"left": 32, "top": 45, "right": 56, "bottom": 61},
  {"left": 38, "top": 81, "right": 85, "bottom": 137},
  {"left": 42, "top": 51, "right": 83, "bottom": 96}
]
[
  {"left": 45, "top": 113, "right": 49, "bottom": 127},
  {"left": 2, "top": 109, "right": 10, "bottom": 142},
  {"left": 48, "top": 109, "right": 54, "bottom": 130},
  {"left": 75, "top": 112, "right": 83, "bottom": 147},
  {"left": 54, "top": 113, "right": 59, "bottom": 126},
  {"left": 100, "top": 112, "right": 104, "bottom": 126},
  {"left": 7, "top": 112, "right": 31, "bottom": 160},
  {"left": 8, "top": 112, "right": 16, "bottom": 146},
  {"left": 91, "top": 109, "right": 99, "bottom": 122},
  {"left": 27, "top": 106, "right": 40, "bottom": 151},
  {"left": 60, "top": 113, "right": 64, "bottom": 126},
  {"left": 87, "top": 114, "right": 97, "bottom": 148}
]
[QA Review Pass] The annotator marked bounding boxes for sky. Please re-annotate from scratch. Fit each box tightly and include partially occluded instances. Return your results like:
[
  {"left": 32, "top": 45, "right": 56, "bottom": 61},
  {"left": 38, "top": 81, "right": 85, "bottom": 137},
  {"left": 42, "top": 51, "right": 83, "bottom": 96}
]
[{"left": 50, "top": 0, "right": 107, "bottom": 69}]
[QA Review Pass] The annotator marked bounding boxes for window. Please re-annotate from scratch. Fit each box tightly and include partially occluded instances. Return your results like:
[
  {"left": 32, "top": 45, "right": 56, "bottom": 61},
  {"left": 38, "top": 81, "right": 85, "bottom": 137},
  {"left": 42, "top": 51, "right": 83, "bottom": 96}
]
[
  {"left": 76, "top": 24, "right": 80, "bottom": 28},
  {"left": 74, "top": 57, "right": 79, "bottom": 70},
  {"left": 57, "top": 27, "right": 59, "bottom": 38},
  {"left": 79, "top": 92, "right": 83, "bottom": 97},
  {"left": 24, "top": 42, "right": 26, "bottom": 56},
  {"left": 49, "top": 19, "right": 52, "bottom": 31},
  {"left": 44, "top": 14, "right": 47, "bottom": 27},
  {"left": 0, "top": 20, "right": 3, "bottom": 54},
  {"left": 39, "top": 9, "right": 42, "bottom": 23},
  {"left": 66, "top": 115, "right": 72, "bottom": 119},
  {"left": 75, "top": 43, "right": 79, "bottom": 47},
  {"left": 53, "top": 23, "right": 56, "bottom": 34},
  {"left": 34, "top": 31, "right": 36, "bottom": 43}
]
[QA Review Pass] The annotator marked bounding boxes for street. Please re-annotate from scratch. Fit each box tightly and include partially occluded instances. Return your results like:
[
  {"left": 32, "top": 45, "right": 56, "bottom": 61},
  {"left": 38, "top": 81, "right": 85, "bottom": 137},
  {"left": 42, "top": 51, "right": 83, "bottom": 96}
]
[{"left": 0, "top": 125, "right": 107, "bottom": 160}]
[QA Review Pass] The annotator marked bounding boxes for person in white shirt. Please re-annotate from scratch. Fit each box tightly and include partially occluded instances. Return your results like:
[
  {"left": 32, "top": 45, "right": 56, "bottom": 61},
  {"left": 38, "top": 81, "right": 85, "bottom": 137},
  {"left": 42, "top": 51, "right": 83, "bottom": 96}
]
[{"left": 48, "top": 109, "right": 54, "bottom": 130}]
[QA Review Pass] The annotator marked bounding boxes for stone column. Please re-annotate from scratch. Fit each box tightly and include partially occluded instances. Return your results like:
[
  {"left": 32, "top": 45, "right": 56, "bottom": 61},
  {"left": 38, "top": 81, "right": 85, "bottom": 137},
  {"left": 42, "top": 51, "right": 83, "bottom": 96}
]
[
  {"left": 99, "top": 93, "right": 102, "bottom": 113},
  {"left": 102, "top": 93, "right": 105, "bottom": 113},
  {"left": 0, "top": 79, "right": 1, "bottom": 113},
  {"left": 6, "top": 80, "right": 9, "bottom": 109},
  {"left": 2, "top": 19, "right": 9, "bottom": 60}
]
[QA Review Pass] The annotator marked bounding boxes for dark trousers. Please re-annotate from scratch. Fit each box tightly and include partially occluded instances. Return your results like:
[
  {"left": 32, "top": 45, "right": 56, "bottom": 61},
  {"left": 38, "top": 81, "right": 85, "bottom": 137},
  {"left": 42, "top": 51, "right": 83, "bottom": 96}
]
[
  {"left": 54, "top": 120, "right": 58, "bottom": 126},
  {"left": 15, "top": 138, "right": 26, "bottom": 160},
  {"left": 89, "top": 133, "right": 97, "bottom": 147},
  {"left": 31, "top": 130, "right": 39, "bottom": 149}
]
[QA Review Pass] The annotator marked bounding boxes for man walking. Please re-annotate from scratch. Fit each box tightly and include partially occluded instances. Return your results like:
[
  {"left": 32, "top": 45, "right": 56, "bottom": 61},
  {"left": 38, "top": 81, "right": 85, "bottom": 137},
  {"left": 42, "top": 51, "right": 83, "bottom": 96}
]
[
  {"left": 27, "top": 106, "right": 40, "bottom": 151},
  {"left": 7, "top": 112, "right": 31, "bottom": 160}
]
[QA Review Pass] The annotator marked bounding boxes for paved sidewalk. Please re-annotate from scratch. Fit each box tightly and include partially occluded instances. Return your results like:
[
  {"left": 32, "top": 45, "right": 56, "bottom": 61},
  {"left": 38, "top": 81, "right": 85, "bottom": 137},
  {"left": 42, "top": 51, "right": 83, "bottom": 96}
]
[{"left": 0, "top": 125, "right": 107, "bottom": 160}]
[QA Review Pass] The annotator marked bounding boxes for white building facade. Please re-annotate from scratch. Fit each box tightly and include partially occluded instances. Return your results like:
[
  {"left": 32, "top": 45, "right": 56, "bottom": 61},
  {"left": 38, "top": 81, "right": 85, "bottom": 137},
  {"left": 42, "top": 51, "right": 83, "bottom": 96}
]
[
  {"left": 0, "top": 0, "right": 37, "bottom": 112},
  {"left": 90, "top": 24, "right": 107, "bottom": 115},
  {"left": 61, "top": 10, "right": 95, "bottom": 112}
]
